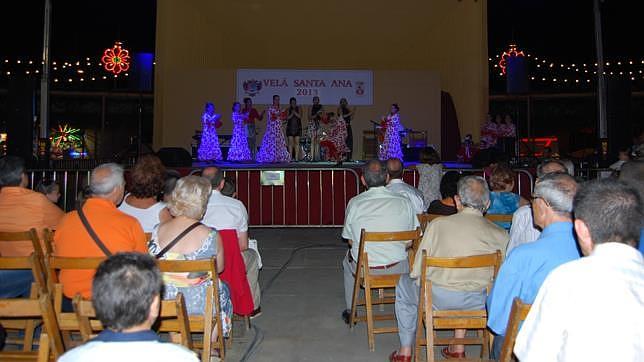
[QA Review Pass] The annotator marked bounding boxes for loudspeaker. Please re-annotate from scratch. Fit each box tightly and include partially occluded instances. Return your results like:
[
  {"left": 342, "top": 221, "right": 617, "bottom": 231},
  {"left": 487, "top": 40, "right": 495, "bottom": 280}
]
[
  {"left": 6, "top": 79, "right": 35, "bottom": 160},
  {"left": 606, "top": 79, "right": 631, "bottom": 158},
  {"left": 157, "top": 147, "right": 193, "bottom": 167}
]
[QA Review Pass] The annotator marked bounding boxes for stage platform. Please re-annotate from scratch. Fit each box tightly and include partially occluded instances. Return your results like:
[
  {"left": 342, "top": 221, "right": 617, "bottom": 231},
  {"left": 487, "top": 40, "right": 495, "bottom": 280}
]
[{"left": 191, "top": 160, "right": 474, "bottom": 170}]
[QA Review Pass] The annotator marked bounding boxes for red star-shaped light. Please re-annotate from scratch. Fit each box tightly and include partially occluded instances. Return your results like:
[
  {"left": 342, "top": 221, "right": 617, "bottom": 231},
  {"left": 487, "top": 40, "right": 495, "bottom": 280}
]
[
  {"left": 101, "top": 42, "right": 130, "bottom": 75},
  {"left": 498, "top": 44, "right": 524, "bottom": 75}
]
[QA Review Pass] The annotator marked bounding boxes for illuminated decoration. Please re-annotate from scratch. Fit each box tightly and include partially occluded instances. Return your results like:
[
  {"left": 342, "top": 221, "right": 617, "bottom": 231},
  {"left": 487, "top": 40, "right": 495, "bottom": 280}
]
[
  {"left": 498, "top": 44, "right": 525, "bottom": 75},
  {"left": 101, "top": 42, "right": 131, "bottom": 75},
  {"left": 50, "top": 124, "right": 82, "bottom": 149}
]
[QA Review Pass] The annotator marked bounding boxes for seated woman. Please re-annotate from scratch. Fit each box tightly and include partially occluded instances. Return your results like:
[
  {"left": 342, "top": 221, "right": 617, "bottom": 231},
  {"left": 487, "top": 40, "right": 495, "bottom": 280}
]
[
  {"left": 119, "top": 154, "right": 172, "bottom": 232},
  {"left": 319, "top": 113, "right": 349, "bottom": 162},
  {"left": 426, "top": 171, "right": 460, "bottom": 216},
  {"left": 487, "top": 166, "right": 528, "bottom": 229},
  {"left": 148, "top": 176, "right": 233, "bottom": 338}
]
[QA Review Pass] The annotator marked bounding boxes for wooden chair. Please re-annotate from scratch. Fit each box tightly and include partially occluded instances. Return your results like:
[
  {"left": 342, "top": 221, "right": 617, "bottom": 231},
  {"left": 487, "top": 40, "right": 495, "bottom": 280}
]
[
  {"left": 0, "top": 293, "right": 65, "bottom": 361},
  {"left": 498, "top": 298, "right": 531, "bottom": 362},
  {"left": 417, "top": 214, "right": 443, "bottom": 233},
  {"left": 72, "top": 292, "right": 194, "bottom": 349},
  {"left": 0, "top": 253, "right": 48, "bottom": 351},
  {"left": 46, "top": 256, "right": 106, "bottom": 349},
  {"left": 349, "top": 228, "right": 422, "bottom": 351},
  {"left": 0, "top": 229, "right": 48, "bottom": 279},
  {"left": 157, "top": 257, "right": 225, "bottom": 362},
  {"left": 484, "top": 214, "right": 513, "bottom": 224},
  {"left": 145, "top": 232, "right": 153, "bottom": 242},
  {"left": 414, "top": 250, "right": 502, "bottom": 362},
  {"left": 42, "top": 229, "right": 55, "bottom": 260}
]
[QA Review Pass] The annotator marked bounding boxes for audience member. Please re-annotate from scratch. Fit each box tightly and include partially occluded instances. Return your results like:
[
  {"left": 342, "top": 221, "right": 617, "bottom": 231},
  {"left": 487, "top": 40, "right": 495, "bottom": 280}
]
[
  {"left": 341, "top": 160, "right": 419, "bottom": 323},
  {"left": 386, "top": 158, "right": 425, "bottom": 214},
  {"left": 487, "top": 173, "right": 580, "bottom": 358},
  {"left": 118, "top": 155, "right": 171, "bottom": 232},
  {"left": 149, "top": 176, "right": 233, "bottom": 338},
  {"left": 162, "top": 169, "right": 181, "bottom": 204},
  {"left": 36, "top": 178, "right": 61, "bottom": 204},
  {"left": 55, "top": 163, "right": 147, "bottom": 301},
  {"left": 201, "top": 167, "right": 261, "bottom": 317},
  {"left": 389, "top": 176, "right": 508, "bottom": 362},
  {"left": 58, "top": 253, "right": 199, "bottom": 362},
  {"left": 515, "top": 179, "right": 644, "bottom": 362},
  {"left": 415, "top": 147, "right": 442, "bottom": 208},
  {"left": 619, "top": 160, "right": 644, "bottom": 253},
  {"left": 426, "top": 171, "right": 460, "bottom": 216},
  {"left": 507, "top": 159, "right": 567, "bottom": 253},
  {"left": 487, "top": 165, "right": 528, "bottom": 229},
  {"left": 0, "top": 156, "right": 64, "bottom": 298},
  {"left": 221, "top": 178, "right": 237, "bottom": 198}
]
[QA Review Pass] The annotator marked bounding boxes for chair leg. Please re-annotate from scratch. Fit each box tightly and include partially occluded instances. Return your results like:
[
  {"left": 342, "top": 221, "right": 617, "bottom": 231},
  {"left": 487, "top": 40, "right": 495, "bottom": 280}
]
[
  {"left": 22, "top": 319, "right": 36, "bottom": 351},
  {"left": 481, "top": 329, "right": 490, "bottom": 359},
  {"left": 364, "top": 283, "right": 375, "bottom": 351},
  {"left": 349, "top": 265, "right": 362, "bottom": 327},
  {"left": 414, "top": 303, "right": 425, "bottom": 362}
]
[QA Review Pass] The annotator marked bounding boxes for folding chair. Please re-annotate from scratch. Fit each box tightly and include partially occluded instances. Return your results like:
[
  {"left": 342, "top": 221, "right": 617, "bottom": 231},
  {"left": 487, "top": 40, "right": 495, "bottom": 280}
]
[
  {"left": 416, "top": 214, "right": 443, "bottom": 233},
  {"left": 484, "top": 214, "right": 513, "bottom": 224},
  {"left": 0, "top": 229, "right": 48, "bottom": 280},
  {"left": 73, "top": 292, "right": 194, "bottom": 349},
  {"left": 415, "top": 250, "right": 502, "bottom": 362},
  {"left": 349, "top": 228, "right": 422, "bottom": 351},
  {"left": 0, "top": 293, "right": 65, "bottom": 361},
  {"left": 498, "top": 298, "right": 531, "bottom": 362},
  {"left": 157, "top": 257, "right": 225, "bottom": 362},
  {"left": 46, "top": 256, "right": 106, "bottom": 349},
  {"left": 0, "top": 253, "right": 48, "bottom": 351}
]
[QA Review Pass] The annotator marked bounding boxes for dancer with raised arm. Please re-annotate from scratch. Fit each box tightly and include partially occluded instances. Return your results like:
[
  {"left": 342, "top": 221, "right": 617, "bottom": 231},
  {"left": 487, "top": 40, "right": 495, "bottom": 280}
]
[
  {"left": 197, "top": 102, "right": 223, "bottom": 161},
  {"left": 256, "top": 95, "right": 291, "bottom": 163},
  {"left": 227, "top": 102, "right": 252, "bottom": 162},
  {"left": 378, "top": 103, "right": 404, "bottom": 161}
]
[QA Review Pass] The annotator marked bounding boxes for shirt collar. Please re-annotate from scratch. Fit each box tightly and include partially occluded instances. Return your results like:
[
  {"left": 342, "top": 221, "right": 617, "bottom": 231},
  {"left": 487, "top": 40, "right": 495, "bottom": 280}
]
[
  {"left": 94, "top": 329, "right": 160, "bottom": 343},
  {"left": 86, "top": 197, "right": 117, "bottom": 209},
  {"left": 388, "top": 179, "right": 405, "bottom": 185},
  {"left": 462, "top": 207, "right": 483, "bottom": 216},
  {"left": 540, "top": 221, "right": 573, "bottom": 238},
  {"left": 591, "top": 242, "right": 644, "bottom": 264}
]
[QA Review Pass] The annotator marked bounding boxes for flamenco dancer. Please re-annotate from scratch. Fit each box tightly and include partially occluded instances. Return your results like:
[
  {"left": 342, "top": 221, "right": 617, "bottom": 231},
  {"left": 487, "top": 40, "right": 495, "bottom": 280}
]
[
  {"left": 197, "top": 102, "right": 223, "bottom": 161},
  {"left": 227, "top": 102, "right": 252, "bottom": 161},
  {"left": 320, "top": 113, "right": 349, "bottom": 163},
  {"left": 378, "top": 103, "right": 404, "bottom": 161},
  {"left": 256, "top": 95, "right": 291, "bottom": 163},
  {"left": 307, "top": 96, "right": 324, "bottom": 161}
]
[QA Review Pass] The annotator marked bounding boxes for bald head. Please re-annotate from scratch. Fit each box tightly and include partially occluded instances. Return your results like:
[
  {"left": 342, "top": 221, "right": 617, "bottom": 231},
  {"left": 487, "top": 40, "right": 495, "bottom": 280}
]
[
  {"left": 537, "top": 160, "right": 568, "bottom": 178},
  {"left": 386, "top": 158, "right": 404, "bottom": 180}
]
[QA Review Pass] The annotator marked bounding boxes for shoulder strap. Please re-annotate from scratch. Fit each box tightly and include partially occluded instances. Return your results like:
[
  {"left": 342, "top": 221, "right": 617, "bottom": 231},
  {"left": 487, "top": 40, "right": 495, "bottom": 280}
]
[
  {"left": 155, "top": 222, "right": 202, "bottom": 259},
  {"left": 78, "top": 206, "right": 112, "bottom": 256}
]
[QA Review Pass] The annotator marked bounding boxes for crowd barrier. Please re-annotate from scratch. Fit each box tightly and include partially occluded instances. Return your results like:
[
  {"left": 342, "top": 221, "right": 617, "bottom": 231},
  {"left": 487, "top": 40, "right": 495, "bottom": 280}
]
[{"left": 26, "top": 166, "right": 536, "bottom": 227}]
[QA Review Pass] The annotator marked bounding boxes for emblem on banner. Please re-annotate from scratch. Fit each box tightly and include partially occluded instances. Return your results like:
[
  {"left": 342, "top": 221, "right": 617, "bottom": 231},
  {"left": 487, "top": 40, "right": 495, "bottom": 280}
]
[
  {"left": 355, "top": 81, "right": 365, "bottom": 96},
  {"left": 243, "top": 79, "right": 263, "bottom": 97}
]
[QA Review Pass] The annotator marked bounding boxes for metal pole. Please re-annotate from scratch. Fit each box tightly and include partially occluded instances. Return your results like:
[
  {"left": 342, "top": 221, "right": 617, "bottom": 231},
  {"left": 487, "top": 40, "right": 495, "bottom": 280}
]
[
  {"left": 40, "top": 0, "right": 52, "bottom": 138},
  {"left": 593, "top": 0, "right": 607, "bottom": 139}
]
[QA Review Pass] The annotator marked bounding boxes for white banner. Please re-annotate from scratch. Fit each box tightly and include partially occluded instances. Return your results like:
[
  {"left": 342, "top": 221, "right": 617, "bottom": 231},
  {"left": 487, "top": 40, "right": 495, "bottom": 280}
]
[{"left": 236, "top": 69, "right": 373, "bottom": 105}]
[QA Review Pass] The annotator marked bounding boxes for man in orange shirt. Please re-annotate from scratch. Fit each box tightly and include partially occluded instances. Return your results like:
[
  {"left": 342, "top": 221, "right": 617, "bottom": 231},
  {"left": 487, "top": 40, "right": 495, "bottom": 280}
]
[
  {"left": 55, "top": 163, "right": 147, "bottom": 304},
  {"left": 0, "top": 156, "right": 64, "bottom": 297}
]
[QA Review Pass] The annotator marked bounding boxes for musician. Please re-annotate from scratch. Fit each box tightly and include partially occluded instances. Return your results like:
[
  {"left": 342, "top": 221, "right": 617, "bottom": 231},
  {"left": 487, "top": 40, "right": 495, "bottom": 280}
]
[
  {"left": 337, "top": 98, "right": 356, "bottom": 161},
  {"left": 378, "top": 103, "right": 404, "bottom": 161},
  {"left": 307, "top": 96, "right": 324, "bottom": 161},
  {"left": 242, "top": 97, "right": 264, "bottom": 159},
  {"left": 197, "top": 102, "right": 223, "bottom": 161}
]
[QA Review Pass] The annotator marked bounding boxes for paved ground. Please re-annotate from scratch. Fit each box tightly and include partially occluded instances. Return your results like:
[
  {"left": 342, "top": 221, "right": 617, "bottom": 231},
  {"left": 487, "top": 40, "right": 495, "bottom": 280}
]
[{"left": 225, "top": 228, "right": 482, "bottom": 362}]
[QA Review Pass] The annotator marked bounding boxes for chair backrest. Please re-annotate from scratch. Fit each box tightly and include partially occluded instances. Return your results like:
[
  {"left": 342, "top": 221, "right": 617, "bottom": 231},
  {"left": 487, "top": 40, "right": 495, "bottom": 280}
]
[
  {"left": 421, "top": 250, "right": 503, "bottom": 292},
  {"left": 0, "top": 293, "right": 65, "bottom": 360},
  {"left": 46, "top": 256, "right": 106, "bottom": 296},
  {"left": 499, "top": 298, "right": 532, "bottom": 362},
  {"left": 156, "top": 257, "right": 222, "bottom": 362},
  {"left": 485, "top": 213, "right": 513, "bottom": 224},
  {"left": 73, "top": 293, "right": 193, "bottom": 349},
  {"left": 42, "top": 229, "right": 55, "bottom": 258},
  {"left": 145, "top": 232, "right": 153, "bottom": 242},
  {"left": 359, "top": 228, "right": 423, "bottom": 268},
  {"left": 0, "top": 228, "right": 47, "bottom": 276},
  {"left": 417, "top": 213, "right": 443, "bottom": 232}
]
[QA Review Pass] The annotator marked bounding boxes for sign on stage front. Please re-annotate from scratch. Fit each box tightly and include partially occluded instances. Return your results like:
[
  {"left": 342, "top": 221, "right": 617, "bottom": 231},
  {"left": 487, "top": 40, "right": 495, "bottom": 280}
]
[{"left": 236, "top": 69, "right": 373, "bottom": 105}]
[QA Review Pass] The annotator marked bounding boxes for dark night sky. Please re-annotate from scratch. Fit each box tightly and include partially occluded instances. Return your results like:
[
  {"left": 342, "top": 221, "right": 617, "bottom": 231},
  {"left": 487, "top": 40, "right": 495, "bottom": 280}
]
[{"left": 1, "top": 1, "right": 641, "bottom": 64}]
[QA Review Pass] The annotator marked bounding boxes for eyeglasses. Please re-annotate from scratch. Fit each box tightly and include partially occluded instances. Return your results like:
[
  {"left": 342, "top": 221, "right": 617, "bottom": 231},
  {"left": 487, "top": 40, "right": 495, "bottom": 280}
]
[{"left": 530, "top": 194, "right": 551, "bottom": 208}]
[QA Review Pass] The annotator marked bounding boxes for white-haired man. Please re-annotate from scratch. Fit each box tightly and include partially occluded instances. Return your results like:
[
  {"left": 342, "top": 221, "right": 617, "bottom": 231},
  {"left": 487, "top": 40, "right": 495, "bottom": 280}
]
[
  {"left": 55, "top": 163, "right": 147, "bottom": 308},
  {"left": 389, "top": 176, "right": 508, "bottom": 362}
]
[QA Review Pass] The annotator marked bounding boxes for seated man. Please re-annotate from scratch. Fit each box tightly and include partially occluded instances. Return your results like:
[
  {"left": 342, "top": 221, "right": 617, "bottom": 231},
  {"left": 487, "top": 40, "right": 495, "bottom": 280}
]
[
  {"left": 487, "top": 173, "right": 580, "bottom": 358},
  {"left": 58, "top": 252, "right": 198, "bottom": 362},
  {"left": 55, "top": 163, "right": 147, "bottom": 302},
  {"left": 341, "top": 160, "right": 419, "bottom": 323},
  {"left": 386, "top": 157, "right": 426, "bottom": 214},
  {"left": 201, "top": 166, "right": 262, "bottom": 317},
  {"left": 0, "top": 156, "right": 64, "bottom": 297},
  {"left": 390, "top": 176, "right": 509, "bottom": 362},
  {"left": 507, "top": 159, "right": 568, "bottom": 253},
  {"left": 515, "top": 179, "right": 644, "bottom": 362}
]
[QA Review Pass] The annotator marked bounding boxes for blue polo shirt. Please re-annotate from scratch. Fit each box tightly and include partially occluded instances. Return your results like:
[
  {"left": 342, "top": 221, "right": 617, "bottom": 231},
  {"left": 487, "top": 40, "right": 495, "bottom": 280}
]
[
  {"left": 487, "top": 221, "right": 581, "bottom": 335},
  {"left": 94, "top": 329, "right": 160, "bottom": 342}
]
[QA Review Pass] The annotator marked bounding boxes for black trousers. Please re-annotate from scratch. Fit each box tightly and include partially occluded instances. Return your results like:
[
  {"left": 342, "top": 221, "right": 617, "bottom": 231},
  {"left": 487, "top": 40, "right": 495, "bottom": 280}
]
[{"left": 346, "top": 124, "right": 353, "bottom": 160}]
